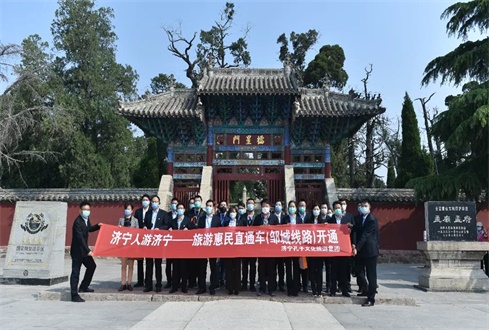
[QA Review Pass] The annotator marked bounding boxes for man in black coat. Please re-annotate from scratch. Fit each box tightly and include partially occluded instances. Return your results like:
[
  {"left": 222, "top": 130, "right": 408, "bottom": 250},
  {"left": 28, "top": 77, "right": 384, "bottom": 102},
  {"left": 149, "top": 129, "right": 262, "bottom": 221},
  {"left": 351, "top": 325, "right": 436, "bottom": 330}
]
[
  {"left": 196, "top": 199, "right": 221, "bottom": 295},
  {"left": 70, "top": 201, "right": 102, "bottom": 302},
  {"left": 273, "top": 199, "right": 288, "bottom": 292},
  {"left": 143, "top": 195, "right": 168, "bottom": 292},
  {"left": 133, "top": 194, "right": 151, "bottom": 287},
  {"left": 185, "top": 195, "right": 205, "bottom": 289},
  {"left": 353, "top": 200, "right": 379, "bottom": 307}
]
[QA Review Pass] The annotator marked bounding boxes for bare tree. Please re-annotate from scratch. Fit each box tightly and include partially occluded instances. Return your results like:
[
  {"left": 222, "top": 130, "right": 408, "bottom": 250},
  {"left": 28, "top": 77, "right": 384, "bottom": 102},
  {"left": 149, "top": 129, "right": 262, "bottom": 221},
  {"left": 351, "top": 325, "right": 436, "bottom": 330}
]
[
  {"left": 415, "top": 93, "right": 438, "bottom": 174},
  {"left": 361, "top": 64, "right": 377, "bottom": 188}
]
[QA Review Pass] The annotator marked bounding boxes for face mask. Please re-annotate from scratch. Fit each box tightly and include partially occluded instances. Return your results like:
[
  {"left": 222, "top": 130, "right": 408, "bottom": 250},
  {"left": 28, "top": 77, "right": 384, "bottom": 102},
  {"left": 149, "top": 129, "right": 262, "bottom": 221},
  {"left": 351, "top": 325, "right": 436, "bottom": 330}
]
[
  {"left": 360, "top": 206, "right": 370, "bottom": 215},
  {"left": 151, "top": 202, "right": 159, "bottom": 210},
  {"left": 142, "top": 200, "right": 149, "bottom": 208},
  {"left": 313, "top": 210, "right": 320, "bottom": 217},
  {"left": 262, "top": 207, "right": 270, "bottom": 214},
  {"left": 247, "top": 204, "right": 254, "bottom": 211},
  {"left": 189, "top": 203, "right": 195, "bottom": 209},
  {"left": 194, "top": 201, "right": 201, "bottom": 209},
  {"left": 229, "top": 212, "right": 237, "bottom": 219},
  {"left": 220, "top": 206, "right": 227, "bottom": 213},
  {"left": 357, "top": 206, "right": 362, "bottom": 213},
  {"left": 327, "top": 211, "right": 333, "bottom": 216},
  {"left": 124, "top": 209, "right": 132, "bottom": 217},
  {"left": 320, "top": 208, "right": 328, "bottom": 215},
  {"left": 205, "top": 206, "right": 213, "bottom": 214},
  {"left": 334, "top": 209, "right": 343, "bottom": 217},
  {"left": 275, "top": 205, "right": 282, "bottom": 212},
  {"left": 341, "top": 204, "right": 347, "bottom": 212},
  {"left": 298, "top": 206, "right": 306, "bottom": 214},
  {"left": 177, "top": 209, "right": 185, "bottom": 216},
  {"left": 81, "top": 210, "right": 90, "bottom": 218},
  {"left": 477, "top": 226, "right": 482, "bottom": 232},
  {"left": 238, "top": 208, "right": 245, "bottom": 215},
  {"left": 288, "top": 207, "right": 296, "bottom": 215},
  {"left": 171, "top": 203, "right": 177, "bottom": 211}
]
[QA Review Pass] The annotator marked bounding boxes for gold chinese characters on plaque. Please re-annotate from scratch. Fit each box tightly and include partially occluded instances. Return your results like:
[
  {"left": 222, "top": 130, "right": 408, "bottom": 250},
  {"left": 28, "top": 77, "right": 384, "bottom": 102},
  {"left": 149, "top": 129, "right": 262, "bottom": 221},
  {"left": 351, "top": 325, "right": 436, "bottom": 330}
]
[{"left": 225, "top": 134, "right": 272, "bottom": 146}]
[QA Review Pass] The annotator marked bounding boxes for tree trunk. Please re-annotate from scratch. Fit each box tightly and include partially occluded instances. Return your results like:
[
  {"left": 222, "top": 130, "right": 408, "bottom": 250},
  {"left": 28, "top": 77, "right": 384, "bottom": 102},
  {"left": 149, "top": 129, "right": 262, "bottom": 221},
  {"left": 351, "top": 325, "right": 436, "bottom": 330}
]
[
  {"left": 348, "top": 137, "right": 355, "bottom": 187},
  {"left": 417, "top": 94, "right": 438, "bottom": 175}
]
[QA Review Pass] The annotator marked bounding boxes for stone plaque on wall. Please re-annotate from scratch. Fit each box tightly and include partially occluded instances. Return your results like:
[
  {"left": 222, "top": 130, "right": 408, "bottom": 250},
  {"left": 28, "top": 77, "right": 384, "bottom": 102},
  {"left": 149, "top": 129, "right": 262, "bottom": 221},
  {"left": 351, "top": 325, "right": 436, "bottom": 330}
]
[
  {"left": 2, "top": 201, "right": 68, "bottom": 285},
  {"left": 424, "top": 201, "right": 477, "bottom": 241}
]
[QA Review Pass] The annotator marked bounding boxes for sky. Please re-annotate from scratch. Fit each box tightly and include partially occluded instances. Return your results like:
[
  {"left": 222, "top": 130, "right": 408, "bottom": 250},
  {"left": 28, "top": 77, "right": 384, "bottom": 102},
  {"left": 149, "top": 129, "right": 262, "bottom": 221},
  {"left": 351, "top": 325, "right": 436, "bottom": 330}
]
[{"left": 0, "top": 0, "right": 471, "bottom": 178}]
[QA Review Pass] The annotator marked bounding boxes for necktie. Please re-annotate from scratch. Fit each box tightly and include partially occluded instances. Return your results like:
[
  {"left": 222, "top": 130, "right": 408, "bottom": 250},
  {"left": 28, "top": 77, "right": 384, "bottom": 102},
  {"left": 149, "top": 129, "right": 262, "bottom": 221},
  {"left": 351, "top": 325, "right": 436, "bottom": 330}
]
[{"left": 248, "top": 217, "right": 252, "bottom": 226}]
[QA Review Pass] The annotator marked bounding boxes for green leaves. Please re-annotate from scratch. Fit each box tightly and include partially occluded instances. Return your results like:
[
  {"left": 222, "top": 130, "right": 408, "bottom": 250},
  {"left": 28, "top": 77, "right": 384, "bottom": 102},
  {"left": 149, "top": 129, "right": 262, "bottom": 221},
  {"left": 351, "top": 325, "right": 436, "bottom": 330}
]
[
  {"left": 277, "top": 29, "right": 319, "bottom": 74},
  {"left": 303, "top": 45, "right": 349, "bottom": 89}
]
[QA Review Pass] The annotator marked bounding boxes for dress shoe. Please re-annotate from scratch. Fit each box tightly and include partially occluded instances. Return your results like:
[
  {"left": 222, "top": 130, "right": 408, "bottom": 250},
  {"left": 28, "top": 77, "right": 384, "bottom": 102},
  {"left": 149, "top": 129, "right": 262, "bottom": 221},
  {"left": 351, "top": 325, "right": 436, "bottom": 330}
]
[
  {"left": 249, "top": 286, "right": 256, "bottom": 292},
  {"left": 118, "top": 285, "right": 126, "bottom": 292},
  {"left": 342, "top": 292, "right": 351, "bottom": 297},
  {"left": 362, "top": 300, "right": 375, "bottom": 307},
  {"left": 71, "top": 295, "right": 85, "bottom": 302},
  {"left": 209, "top": 288, "right": 216, "bottom": 295},
  {"left": 143, "top": 287, "right": 153, "bottom": 292},
  {"left": 134, "top": 282, "right": 144, "bottom": 288},
  {"left": 196, "top": 289, "right": 206, "bottom": 294},
  {"left": 357, "top": 292, "right": 368, "bottom": 297},
  {"left": 155, "top": 286, "right": 162, "bottom": 293},
  {"left": 181, "top": 289, "right": 188, "bottom": 293},
  {"left": 256, "top": 291, "right": 261, "bottom": 296},
  {"left": 169, "top": 288, "right": 178, "bottom": 294},
  {"left": 302, "top": 288, "right": 308, "bottom": 294},
  {"left": 127, "top": 285, "right": 133, "bottom": 291},
  {"left": 164, "top": 282, "right": 172, "bottom": 289},
  {"left": 269, "top": 292, "right": 275, "bottom": 297},
  {"left": 234, "top": 290, "right": 239, "bottom": 295},
  {"left": 79, "top": 287, "right": 94, "bottom": 293}
]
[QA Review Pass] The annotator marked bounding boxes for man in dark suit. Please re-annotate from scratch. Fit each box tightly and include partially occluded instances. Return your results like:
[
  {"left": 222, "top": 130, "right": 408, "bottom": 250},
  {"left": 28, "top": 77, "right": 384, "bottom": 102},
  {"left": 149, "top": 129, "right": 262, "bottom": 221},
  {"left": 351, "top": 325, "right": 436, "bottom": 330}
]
[
  {"left": 143, "top": 195, "right": 167, "bottom": 293},
  {"left": 196, "top": 199, "right": 221, "bottom": 295},
  {"left": 297, "top": 199, "right": 311, "bottom": 293},
  {"left": 353, "top": 200, "right": 379, "bottom": 307},
  {"left": 133, "top": 194, "right": 151, "bottom": 288},
  {"left": 327, "top": 201, "right": 355, "bottom": 297},
  {"left": 238, "top": 198, "right": 258, "bottom": 291},
  {"left": 164, "top": 197, "right": 179, "bottom": 289},
  {"left": 255, "top": 199, "right": 279, "bottom": 296},
  {"left": 274, "top": 199, "right": 288, "bottom": 292},
  {"left": 70, "top": 201, "right": 102, "bottom": 302},
  {"left": 217, "top": 199, "right": 229, "bottom": 288},
  {"left": 339, "top": 198, "right": 355, "bottom": 293},
  {"left": 168, "top": 202, "right": 194, "bottom": 294},
  {"left": 186, "top": 195, "right": 205, "bottom": 289}
]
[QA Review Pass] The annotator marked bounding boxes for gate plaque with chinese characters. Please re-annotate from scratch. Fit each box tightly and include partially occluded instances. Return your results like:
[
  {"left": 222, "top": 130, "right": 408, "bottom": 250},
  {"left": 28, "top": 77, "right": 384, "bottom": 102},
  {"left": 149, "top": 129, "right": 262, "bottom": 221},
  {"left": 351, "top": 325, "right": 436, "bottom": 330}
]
[
  {"left": 93, "top": 224, "right": 352, "bottom": 258},
  {"left": 424, "top": 201, "right": 477, "bottom": 241},
  {"left": 1, "top": 201, "right": 68, "bottom": 285}
]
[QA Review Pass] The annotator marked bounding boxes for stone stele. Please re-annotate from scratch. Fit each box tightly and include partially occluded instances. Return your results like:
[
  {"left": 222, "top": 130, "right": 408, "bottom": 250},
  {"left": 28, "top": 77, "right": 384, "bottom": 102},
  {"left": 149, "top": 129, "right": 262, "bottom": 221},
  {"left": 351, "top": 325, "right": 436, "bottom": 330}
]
[{"left": 2, "top": 201, "right": 68, "bottom": 285}]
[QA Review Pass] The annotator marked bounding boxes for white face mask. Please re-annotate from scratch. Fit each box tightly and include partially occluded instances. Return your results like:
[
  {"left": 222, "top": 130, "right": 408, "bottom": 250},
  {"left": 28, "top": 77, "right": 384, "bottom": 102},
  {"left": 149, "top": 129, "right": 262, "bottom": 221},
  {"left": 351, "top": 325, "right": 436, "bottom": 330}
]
[
  {"left": 320, "top": 208, "right": 328, "bottom": 215},
  {"left": 341, "top": 204, "right": 347, "bottom": 212},
  {"left": 262, "top": 207, "right": 270, "bottom": 214}
]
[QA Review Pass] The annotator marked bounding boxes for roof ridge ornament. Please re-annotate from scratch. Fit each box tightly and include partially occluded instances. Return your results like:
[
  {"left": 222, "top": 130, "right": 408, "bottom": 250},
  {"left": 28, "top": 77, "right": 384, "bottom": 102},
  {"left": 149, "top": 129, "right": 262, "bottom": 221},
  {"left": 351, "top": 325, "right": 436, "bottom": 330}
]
[
  {"left": 283, "top": 54, "right": 292, "bottom": 78},
  {"left": 169, "top": 74, "right": 175, "bottom": 97},
  {"left": 322, "top": 73, "right": 331, "bottom": 97}
]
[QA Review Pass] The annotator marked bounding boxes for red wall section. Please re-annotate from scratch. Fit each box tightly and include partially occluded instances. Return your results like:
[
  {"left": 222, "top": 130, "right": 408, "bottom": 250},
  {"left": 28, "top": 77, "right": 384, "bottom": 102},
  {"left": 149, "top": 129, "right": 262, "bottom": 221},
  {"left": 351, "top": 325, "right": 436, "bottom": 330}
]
[{"left": 1, "top": 201, "right": 487, "bottom": 250}]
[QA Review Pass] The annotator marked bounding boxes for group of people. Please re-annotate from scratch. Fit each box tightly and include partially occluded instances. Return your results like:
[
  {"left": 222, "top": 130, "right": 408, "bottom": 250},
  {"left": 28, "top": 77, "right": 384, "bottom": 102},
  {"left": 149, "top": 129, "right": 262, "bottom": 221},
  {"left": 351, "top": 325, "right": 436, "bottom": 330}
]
[{"left": 69, "top": 194, "right": 380, "bottom": 307}]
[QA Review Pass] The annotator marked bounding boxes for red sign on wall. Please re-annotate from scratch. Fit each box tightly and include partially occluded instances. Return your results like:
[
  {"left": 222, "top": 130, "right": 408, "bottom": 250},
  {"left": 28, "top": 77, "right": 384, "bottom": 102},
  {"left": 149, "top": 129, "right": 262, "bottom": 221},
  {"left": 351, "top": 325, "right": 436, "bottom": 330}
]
[{"left": 93, "top": 224, "right": 352, "bottom": 258}]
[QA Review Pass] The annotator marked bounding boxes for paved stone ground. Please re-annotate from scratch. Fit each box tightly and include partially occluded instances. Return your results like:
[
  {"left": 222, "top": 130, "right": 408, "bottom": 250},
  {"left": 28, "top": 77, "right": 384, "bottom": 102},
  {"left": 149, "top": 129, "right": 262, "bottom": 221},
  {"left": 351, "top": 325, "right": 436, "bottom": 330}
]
[{"left": 0, "top": 258, "right": 488, "bottom": 329}]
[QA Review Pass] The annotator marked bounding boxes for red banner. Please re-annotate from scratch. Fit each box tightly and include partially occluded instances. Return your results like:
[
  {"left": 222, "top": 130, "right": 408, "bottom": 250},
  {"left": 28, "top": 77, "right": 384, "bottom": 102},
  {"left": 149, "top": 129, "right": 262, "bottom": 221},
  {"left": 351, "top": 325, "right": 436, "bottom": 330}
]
[{"left": 93, "top": 224, "right": 352, "bottom": 258}]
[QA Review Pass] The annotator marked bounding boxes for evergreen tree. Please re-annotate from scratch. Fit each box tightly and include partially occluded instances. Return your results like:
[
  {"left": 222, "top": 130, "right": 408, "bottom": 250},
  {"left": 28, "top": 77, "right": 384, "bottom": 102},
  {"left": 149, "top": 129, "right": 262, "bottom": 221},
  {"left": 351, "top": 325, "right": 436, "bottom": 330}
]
[
  {"left": 386, "top": 156, "right": 396, "bottom": 188},
  {"left": 396, "top": 93, "right": 432, "bottom": 187}
]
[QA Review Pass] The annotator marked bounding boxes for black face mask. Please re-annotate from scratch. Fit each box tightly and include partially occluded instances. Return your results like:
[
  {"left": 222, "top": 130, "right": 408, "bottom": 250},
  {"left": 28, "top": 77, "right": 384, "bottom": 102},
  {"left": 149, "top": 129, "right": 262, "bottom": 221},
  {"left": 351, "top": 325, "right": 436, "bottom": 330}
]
[{"left": 220, "top": 207, "right": 227, "bottom": 213}]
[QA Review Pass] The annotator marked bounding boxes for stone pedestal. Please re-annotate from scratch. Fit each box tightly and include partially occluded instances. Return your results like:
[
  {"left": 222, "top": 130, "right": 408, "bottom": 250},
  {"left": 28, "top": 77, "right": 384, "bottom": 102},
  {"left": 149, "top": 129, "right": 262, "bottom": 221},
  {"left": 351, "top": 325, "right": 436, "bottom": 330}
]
[{"left": 416, "top": 241, "right": 489, "bottom": 291}]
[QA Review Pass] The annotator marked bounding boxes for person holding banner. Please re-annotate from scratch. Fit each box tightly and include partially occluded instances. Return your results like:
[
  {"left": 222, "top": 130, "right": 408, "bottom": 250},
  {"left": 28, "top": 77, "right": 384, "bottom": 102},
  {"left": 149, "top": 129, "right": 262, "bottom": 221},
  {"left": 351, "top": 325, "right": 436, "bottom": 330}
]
[
  {"left": 297, "top": 199, "right": 311, "bottom": 293},
  {"left": 134, "top": 194, "right": 151, "bottom": 288},
  {"left": 224, "top": 206, "right": 241, "bottom": 295},
  {"left": 117, "top": 203, "right": 138, "bottom": 292},
  {"left": 168, "top": 202, "right": 192, "bottom": 294},
  {"left": 284, "top": 200, "right": 300, "bottom": 297},
  {"left": 164, "top": 197, "right": 180, "bottom": 289},
  {"left": 143, "top": 195, "right": 167, "bottom": 293},
  {"left": 70, "top": 201, "right": 102, "bottom": 303},
  {"left": 217, "top": 200, "right": 229, "bottom": 288},
  {"left": 255, "top": 198, "right": 279, "bottom": 297},
  {"left": 196, "top": 199, "right": 222, "bottom": 295},
  {"left": 320, "top": 201, "right": 332, "bottom": 295},
  {"left": 307, "top": 204, "right": 325, "bottom": 297},
  {"left": 274, "top": 199, "right": 288, "bottom": 292},
  {"left": 239, "top": 198, "right": 258, "bottom": 292},
  {"left": 186, "top": 195, "right": 204, "bottom": 289}
]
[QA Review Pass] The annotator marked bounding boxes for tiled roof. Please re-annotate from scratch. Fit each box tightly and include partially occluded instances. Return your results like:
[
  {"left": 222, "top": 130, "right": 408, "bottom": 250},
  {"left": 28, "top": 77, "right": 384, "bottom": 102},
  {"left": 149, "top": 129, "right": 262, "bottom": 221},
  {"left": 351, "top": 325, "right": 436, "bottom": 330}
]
[
  {"left": 295, "top": 89, "right": 385, "bottom": 117},
  {"left": 0, "top": 189, "right": 158, "bottom": 202},
  {"left": 336, "top": 188, "right": 416, "bottom": 203},
  {"left": 117, "top": 89, "right": 203, "bottom": 118},
  {"left": 198, "top": 68, "right": 299, "bottom": 95}
]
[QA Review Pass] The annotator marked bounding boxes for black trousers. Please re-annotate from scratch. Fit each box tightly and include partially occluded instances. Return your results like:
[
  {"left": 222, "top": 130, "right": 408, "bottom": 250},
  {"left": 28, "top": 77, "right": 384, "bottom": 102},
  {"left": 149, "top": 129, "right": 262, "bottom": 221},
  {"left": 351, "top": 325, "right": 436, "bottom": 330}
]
[
  {"left": 324, "top": 257, "right": 331, "bottom": 291},
  {"left": 284, "top": 257, "right": 300, "bottom": 295},
  {"left": 241, "top": 257, "right": 257, "bottom": 287},
  {"left": 188, "top": 259, "right": 198, "bottom": 287},
  {"left": 225, "top": 258, "right": 241, "bottom": 292},
  {"left": 258, "top": 257, "right": 277, "bottom": 293},
  {"left": 300, "top": 268, "right": 308, "bottom": 290},
  {"left": 482, "top": 253, "right": 489, "bottom": 276},
  {"left": 198, "top": 258, "right": 218, "bottom": 290},
  {"left": 136, "top": 258, "right": 144, "bottom": 285},
  {"left": 165, "top": 259, "right": 173, "bottom": 285},
  {"left": 145, "top": 258, "right": 162, "bottom": 289},
  {"left": 308, "top": 257, "right": 323, "bottom": 295},
  {"left": 218, "top": 258, "right": 225, "bottom": 285},
  {"left": 276, "top": 257, "right": 286, "bottom": 289},
  {"left": 70, "top": 255, "right": 96, "bottom": 297},
  {"left": 171, "top": 259, "right": 187, "bottom": 291},
  {"left": 330, "top": 256, "right": 349, "bottom": 294},
  {"left": 356, "top": 256, "right": 378, "bottom": 303}
]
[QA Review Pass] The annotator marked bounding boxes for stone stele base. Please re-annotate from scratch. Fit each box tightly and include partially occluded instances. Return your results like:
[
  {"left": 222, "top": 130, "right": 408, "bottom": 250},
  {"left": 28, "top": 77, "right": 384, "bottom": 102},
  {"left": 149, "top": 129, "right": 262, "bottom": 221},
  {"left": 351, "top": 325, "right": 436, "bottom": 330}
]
[
  {"left": 0, "top": 275, "right": 68, "bottom": 286},
  {"left": 416, "top": 241, "right": 489, "bottom": 292}
]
